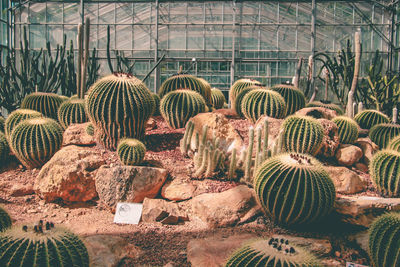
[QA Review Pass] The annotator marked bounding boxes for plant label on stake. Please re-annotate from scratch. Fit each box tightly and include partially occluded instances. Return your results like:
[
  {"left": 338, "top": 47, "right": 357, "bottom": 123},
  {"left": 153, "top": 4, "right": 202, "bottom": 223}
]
[{"left": 113, "top": 202, "right": 143, "bottom": 225}]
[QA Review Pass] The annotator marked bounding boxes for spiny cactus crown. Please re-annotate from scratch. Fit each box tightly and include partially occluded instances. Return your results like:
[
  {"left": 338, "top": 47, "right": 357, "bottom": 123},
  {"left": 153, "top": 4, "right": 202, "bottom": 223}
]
[
  {"left": 306, "top": 101, "right": 344, "bottom": 115},
  {"left": 332, "top": 116, "right": 359, "bottom": 144},
  {"left": 229, "top": 79, "right": 262, "bottom": 111},
  {"left": 369, "top": 123, "right": 400, "bottom": 149},
  {"left": 388, "top": 135, "right": 400, "bottom": 152},
  {"left": 20, "top": 92, "right": 64, "bottom": 120},
  {"left": 354, "top": 109, "right": 390, "bottom": 130},
  {"left": 117, "top": 138, "right": 146, "bottom": 166},
  {"left": 4, "top": 109, "right": 43, "bottom": 140},
  {"left": 210, "top": 88, "right": 226, "bottom": 109},
  {"left": 57, "top": 98, "right": 88, "bottom": 129},
  {"left": 271, "top": 84, "right": 306, "bottom": 116}
]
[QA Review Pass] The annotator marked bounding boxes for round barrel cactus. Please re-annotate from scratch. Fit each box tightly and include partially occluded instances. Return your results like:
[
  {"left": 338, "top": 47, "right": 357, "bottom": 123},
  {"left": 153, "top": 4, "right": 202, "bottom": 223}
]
[
  {"left": 5, "top": 109, "right": 43, "bottom": 140},
  {"left": 306, "top": 101, "right": 344, "bottom": 115},
  {"left": 117, "top": 138, "right": 146, "bottom": 166},
  {"left": 354, "top": 109, "right": 390, "bottom": 130},
  {"left": 86, "top": 123, "right": 94, "bottom": 136},
  {"left": 0, "top": 132, "right": 9, "bottom": 165},
  {"left": 388, "top": 135, "right": 400, "bottom": 152},
  {"left": 0, "top": 116, "right": 4, "bottom": 132},
  {"left": 369, "top": 213, "right": 400, "bottom": 267},
  {"left": 152, "top": 93, "right": 160, "bottom": 116},
  {"left": 369, "top": 123, "right": 400, "bottom": 149},
  {"left": 158, "top": 74, "right": 212, "bottom": 106},
  {"left": 86, "top": 73, "right": 155, "bottom": 150},
  {"left": 20, "top": 92, "right": 64, "bottom": 120},
  {"left": 370, "top": 149, "right": 400, "bottom": 197},
  {"left": 254, "top": 153, "right": 335, "bottom": 226},
  {"left": 57, "top": 98, "right": 88, "bottom": 129},
  {"left": 229, "top": 79, "right": 261, "bottom": 111},
  {"left": 0, "top": 206, "right": 11, "bottom": 232},
  {"left": 241, "top": 89, "right": 286, "bottom": 122},
  {"left": 0, "top": 222, "right": 89, "bottom": 266},
  {"left": 10, "top": 117, "right": 63, "bottom": 168},
  {"left": 226, "top": 237, "right": 322, "bottom": 267},
  {"left": 160, "top": 89, "right": 206, "bottom": 129},
  {"left": 271, "top": 84, "right": 306, "bottom": 116},
  {"left": 332, "top": 116, "right": 359, "bottom": 144},
  {"left": 233, "top": 86, "right": 254, "bottom": 118},
  {"left": 281, "top": 115, "right": 324, "bottom": 155},
  {"left": 198, "top": 77, "right": 212, "bottom": 96},
  {"left": 211, "top": 88, "right": 226, "bottom": 109}
]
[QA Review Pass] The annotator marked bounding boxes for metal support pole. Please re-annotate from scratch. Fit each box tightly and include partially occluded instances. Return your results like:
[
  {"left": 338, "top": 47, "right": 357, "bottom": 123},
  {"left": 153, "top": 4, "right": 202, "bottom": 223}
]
[
  {"left": 230, "top": 0, "right": 236, "bottom": 105},
  {"left": 154, "top": 0, "right": 160, "bottom": 93},
  {"left": 80, "top": 0, "right": 84, "bottom": 25},
  {"left": 310, "top": 0, "right": 316, "bottom": 95},
  {"left": 388, "top": 0, "right": 395, "bottom": 75}
]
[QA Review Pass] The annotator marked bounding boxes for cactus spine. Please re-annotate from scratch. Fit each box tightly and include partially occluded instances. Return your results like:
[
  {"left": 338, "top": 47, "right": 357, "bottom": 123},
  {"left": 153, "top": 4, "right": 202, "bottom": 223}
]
[
  {"left": 0, "top": 207, "right": 11, "bottom": 232},
  {"left": 306, "top": 101, "right": 344, "bottom": 115},
  {"left": 229, "top": 79, "right": 261, "bottom": 111},
  {"left": 117, "top": 138, "right": 146, "bottom": 166},
  {"left": 271, "top": 84, "right": 306, "bottom": 116},
  {"left": 57, "top": 98, "right": 88, "bottom": 129},
  {"left": 210, "top": 88, "right": 226, "bottom": 109},
  {"left": 4, "top": 109, "right": 42, "bottom": 140},
  {"left": 0, "top": 132, "right": 9, "bottom": 164},
  {"left": 388, "top": 135, "right": 400, "bottom": 152},
  {"left": 370, "top": 149, "right": 400, "bottom": 197},
  {"left": 332, "top": 116, "right": 359, "bottom": 144},
  {"left": 354, "top": 109, "right": 390, "bottom": 130},
  {"left": 20, "top": 93, "right": 64, "bottom": 120},
  {"left": 369, "top": 123, "right": 400, "bottom": 149}
]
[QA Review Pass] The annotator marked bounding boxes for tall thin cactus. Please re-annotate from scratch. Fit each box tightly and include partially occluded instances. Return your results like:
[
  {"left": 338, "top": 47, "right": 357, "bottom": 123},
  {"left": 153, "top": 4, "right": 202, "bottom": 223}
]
[{"left": 77, "top": 18, "right": 90, "bottom": 99}]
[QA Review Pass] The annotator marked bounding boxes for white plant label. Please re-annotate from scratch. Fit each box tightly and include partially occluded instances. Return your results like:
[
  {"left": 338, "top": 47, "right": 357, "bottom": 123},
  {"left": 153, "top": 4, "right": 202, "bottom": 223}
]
[{"left": 113, "top": 202, "right": 143, "bottom": 225}]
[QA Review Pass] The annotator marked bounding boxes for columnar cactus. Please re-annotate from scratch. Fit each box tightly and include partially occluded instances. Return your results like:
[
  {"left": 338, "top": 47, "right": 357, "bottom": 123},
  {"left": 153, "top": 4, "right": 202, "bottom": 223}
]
[
  {"left": 388, "top": 135, "right": 400, "bottom": 152},
  {"left": 10, "top": 117, "right": 63, "bottom": 168},
  {"left": 57, "top": 98, "right": 88, "bottom": 129},
  {"left": 20, "top": 92, "right": 64, "bottom": 120},
  {"left": 370, "top": 149, "right": 400, "bottom": 197},
  {"left": 332, "top": 116, "right": 359, "bottom": 144},
  {"left": 306, "top": 101, "right": 344, "bottom": 115},
  {"left": 86, "top": 73, "right": 155, "bottom": 150},
  {"left": 0, "top": 132, "right": 9, "bottom": 164},
  {"left": 152, "top": 93, "right": 160, "bottom": 116},
  {"left": 354, "top": 109, "right": 390, "bottom": 130},
  {"left": 86, "top": 123, "right": 94, "bottom": 136},
  {"left": 233, "top": 87, "right": 254, "bottom": 118},
  {"left": 229, "top": 79, "right": 261, "bottom": 111},
  {"left": 0, "top": 206, "right": 11, "bottom": 232},
  {"left": 226, "top": 238, "right": 322, "bottom": 267},
  {"left": 281, "top": 115, "right": 324, "bottom": 155},
  {"left": 160, "top": 89, "right": 206, "bottom": 129},
  {"left": 211, "top": 88, "right": 226, "bottom": 109},
  {"left": 4, "top": 109, "right": 43, "bottom": 140},
  {"left": 0, "top": 222, "right": 89, "bottom": 266},
  {"left": 254, "top": 153, "right": 335, "bottom": 225},
  {"left": 368, "top": 213, "right": 400, "bottom": 267},
  {"left": 369, "top": 123, "right": 400, "bottom": 149},
  {"left": 241, "top": 89, "right": 286, "bottom": 122},
  {"left": 271, "top": 84, "right": 306, "bottom": 116},
  {"left": 117, "top": 138, "right": 146, "bottom": 166}
]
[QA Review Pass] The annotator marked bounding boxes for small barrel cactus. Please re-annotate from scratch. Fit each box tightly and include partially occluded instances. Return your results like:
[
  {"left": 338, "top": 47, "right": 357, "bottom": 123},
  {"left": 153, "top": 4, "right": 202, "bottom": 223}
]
[
  {"left": 281, "top": 115, "right": 324, "bottom": 155},
  {"left": 354, "top": 109, "right": 390, "bottom": 130},
  {"left": 86, "top": 123, "right": 94, "bottom": 136},
  {"left": 5, "top": 109, "right": 43, "bottom": 140},
  {"left": 0, "top": 116, "right": 4, "bottom": 132},
  {"left": 229, "top": 79, "right": 261, "bottom": 111},
  {"left": 10, "top": 117, "right": 63, "bottom": 168},
  {"left": 241, "top": 88, "right": 286, "bottom": 122},
  {"left": 369, "top": 123, "right": 400, "bottom": 149},
  {"left": 57, "top": 98, "right": 88, "bottom": 129},
  {"left": 254, "top": 153, "right": 335, "bottom": 226},
  {"left": 20, "top": 92, "right": 64, "bottom": 120},
  {"left": 211, "top": 88, "right": 226, "bottom": 109},
  {"left": 370, "top": 149, "right": 400, "bottom": 197},
  {"left": 0, "top": 132, "right": 9, "bottom": 165},
  {"left": 233, "top": 87, "right": 254, "bottom": 118},
  {"left": 160, "top": 89, "right": 206, "bottom": 129},
  {"left": 271, "top": 84, "right": 306, "bottom": 116},
  {"left": 86, "top": 73, "right": 155, "bottom": 150},
  {"left": 117, "top": 138, "right": 146, "bottom": 166},
  {"left": 306, "top": 101, "right": 344, "bottom": 115},
  {"left": 369, "top": 213, "right": 400, "bottom": 267},
  {"left": 0, "top": 206, "right": 11, "bottom": 232},
  {"left": 332, "top": 116, "right": 359, "bottom": 144},
  {"left": 388, "top": 135, "right": 400, "bottom": 152},
  {"left": 226, "top": 237, "right": 322, "bottom": 267},
  {"left": 151, "top": 93, "right": 160, "bottom": 116},
  {"left": 0, "top": 222, "right": 89, "bottom": 266}
]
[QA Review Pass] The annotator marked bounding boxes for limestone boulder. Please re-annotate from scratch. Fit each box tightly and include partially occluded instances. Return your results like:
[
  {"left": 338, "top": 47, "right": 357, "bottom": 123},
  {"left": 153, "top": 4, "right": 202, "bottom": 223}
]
[
  {"left": 161, "top": 179, "right": 196, "bottom": 201},
  {"left": 355, "top": 137, "right": 379, "bottom": 164},
  {"left": 63, "top": 123, "right": 96, "bottom": 146},
  {"left": 141, "top": 198, "right": 188, "bottom": 224},
  {"left": 213, "top": 108, "right": 239, "bottom": 119},
  {"left": 317, "top": 119, "right": 340, "bottom": 158},
  {"left": 335, "top": 144, "right": 363, "bottom": 166},
  {"left": 325, "top": 166, "right": 367, "bottom": 194},
  {"left": 295, "top": 107, "right": 338, "bottom": 120}
]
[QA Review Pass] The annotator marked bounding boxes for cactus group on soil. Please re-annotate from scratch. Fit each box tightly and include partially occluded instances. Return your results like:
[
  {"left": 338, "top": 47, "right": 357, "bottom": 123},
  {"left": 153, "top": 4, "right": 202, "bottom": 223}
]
[
  {"left": 0, "top": 207, "right": 11, "bottom": 232},
  {"left": 10, "top": 117, "right": 63, "bottom": 168},
  {"left": 271, "top": 84, "right": 306, "bottom": 116},
  {"left": 0, "top": 132, "right": 9, "bottom": 164},
  {"left": 369, "top": 123, "right": 400, "bottom": 149},
  {"left": 332, "top": 116, "right": 359, "bottom": 144},
  {"left": 4, "top": 109, "right": 43, "bottom": 140},
  {"left": 229, "top": 79, "right": 262, "bottom": 111},
  {"left": 160, "top": 90, "right": 206, "bottom": 129},
  {"left": 388, "top": 135, "right": 400, "bottom": 152},
  {"left": 0, "top": 221, "right": 89, "bottom": 266},
  {"left": 354, "top": 109, "right": 390, "bottom": 130},
  {"left": 226, "top": 237, "right": 322, "bottom": 267},
  {"left": 306, "top": 101, "right": 344, "bottom": 115},
  {"left": 20, "top": 92, "right": 64, "bottom": 120},
  {"left": 57, "top": 98, "right": 88, "bottom": 129},
  {"left": 86, "top": 73, "right": 155, "bottom": 150},
  {"left": 370, "top": 149, "right": 400, "bottom": 197},
  {"left": 368, "top": 213, "right": 400, "bottom": 267},
  {"left": 211, "top": 88, "right": 226, "bottom": 109},
  {"left": 254, "top": 153, "right": 335, "bottom": 226},
  {"left": 117, "top": 138, "right": 146, "bottom": 166}
]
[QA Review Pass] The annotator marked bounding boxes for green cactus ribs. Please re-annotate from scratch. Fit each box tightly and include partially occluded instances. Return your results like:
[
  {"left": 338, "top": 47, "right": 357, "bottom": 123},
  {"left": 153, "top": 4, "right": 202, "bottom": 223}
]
[
  {"left": 388, "top": 135, "right": 400, "bottom": 152},
  {"left": 4, "top": 109, "right": 43, "bottom": 140},
  {"left": 369, "top": 123, "right": 400, "bottom": 149},
  {"left": 229, "top": 79, "right": 262, "bottom": 111},
  {"left": 226, "top": 237, "right": 322, "bottom": 267},
  {"left": 354, "top": 109, "right": 390, "bottom": 130},
  {"left": 233, "top": 87, "right": 254, "bottom": 118},
  {"left": 271, "top": 84, "right": 306, "bottom": 116},
  {"left": 117, "top": 138, "right": 146, "bottom": 166},
  {"left": 20, "top": 92, "right": 64, "bottom": 120},
  {"left": 0, "top": 221, "right": 89, "bottom": 267},
  {"left": 0, "top": 207, "right": 11, "bottom": 233},
  {"left": 10, "top": 117, "right": 63, "bottom": 168},
  {"left": 210, "top": 88, "right": 226, "bottom": 109},
  {"left": 151, "top": 93, "right": 161, "bottom": 116},
  {"left": 0, "top": 132, "right": 9, "bottom": 165},
  {"left": 86, "top": 73, "right": 155, "bottom": 150},
  {"left": 332, "top": 116, "right": 359, "bottom": 144},
  {"left": 369, "top": 213, "right": 400, "bottom": 267},
  {"left": 57, "top": 98, "right": 88, "bottom": 129},
  {"left": 254, "top": 153, "right": 335, "bottom": 226},
  {"left": 370, "top": 149, "right": 400, "bottom": 197},
  {"left": 306, "top": 101, "right": 344, "bottom": 115}
]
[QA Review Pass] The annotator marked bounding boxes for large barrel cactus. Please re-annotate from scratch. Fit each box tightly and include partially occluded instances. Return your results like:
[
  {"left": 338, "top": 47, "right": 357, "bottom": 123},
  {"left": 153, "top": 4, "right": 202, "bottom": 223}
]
[
  {"left": 369, "top": 123, "right": 400, "bottom": 149},
  {"left": 10, "top": 117, "right": 63, "bottom": 168},
  {"left": 281, "top": 115, "right": 324, "bottom": 155},
  {"left": 332, "top": 116, "right": 359, "bottom": 144},
  {"left": 86, "top": 73, "right": 155, "bottom": 150},
  {"left": 20, "top": 92, "right": 64, "bottom": 120},
  {"left": 306, "top": 101, "right": 344, "bottom": 115},
  {"left": 0, "top": 132, "right": 9, "bottom": 165},
  {"left": 271, "top": 84, "right": 306, "bottom": 116},
  {"left": 117, "top": 138, "right": 146, "bottom": 166},
  {"left": 241, "top": 89, "right": 286, "bottom": 122},
  {"left": 0, "top": 222, "right": 89, "bottom": 266},
  {"left": 57, "top": 98, "right": 88, "bottom": 129},
  {"left": 369, "top": 213, "right": 400, "bottom": 267},
  {"left": 158, "top": 74, "right": 212, "bottom": 106},
  {"left": 4, "top": 109, "right": 43, "bottom": 140},
  {"left": 388, "top": 135, "right": 400, "bottom": 152},
  {"left": 233, "top": 87, "right": 254, "bottom": 118},
  {"left": 226, "top": 237, "right": 322, "bottom": 267},
  {"left": 229, "top": 79, "right": 261, "bottom": 111},
  {"left": 370, "top": 149, "right": 400, "bottom": 197},
  {"left": 0, "top": 207, "right": 11, "bottom": 232},
  {"left": 211, "top": 88, "right": 226, "bottom": 109},
  {"left": 354, "top": 109, "right": 390, "bottom": 130},
  {"left": 254, "top": 153, "right": 335, "bottom": 226},
  {"left": 160, "top": 89, "right": 206, "bottom": 129}
]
